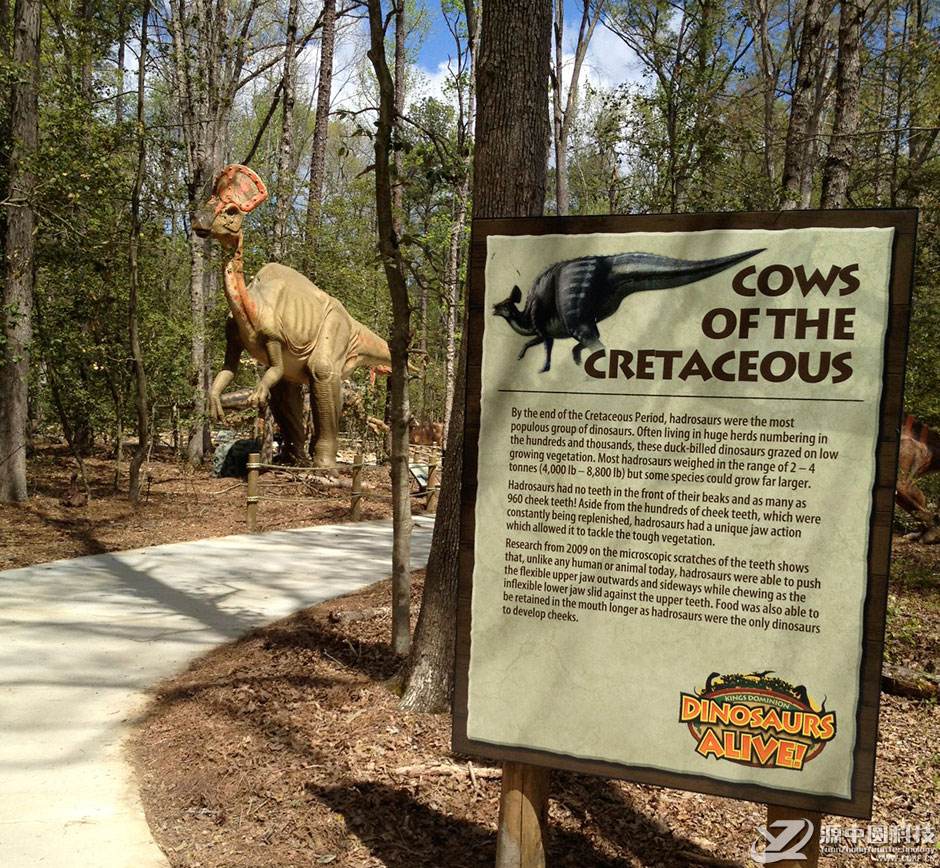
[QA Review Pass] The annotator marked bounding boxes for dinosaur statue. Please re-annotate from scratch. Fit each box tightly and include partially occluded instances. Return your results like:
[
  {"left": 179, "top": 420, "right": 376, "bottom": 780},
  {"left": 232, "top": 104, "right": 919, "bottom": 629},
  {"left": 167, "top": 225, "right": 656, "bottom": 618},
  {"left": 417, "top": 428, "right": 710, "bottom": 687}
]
[
  {"left": 492, "top": 248, "right": 765, "bottom": 372},
  {"left": 192, "top": 164, "right": 392, "bottom": 468},
  {"left": 896, "top": 412, "right": 940, "bottom": 543}
]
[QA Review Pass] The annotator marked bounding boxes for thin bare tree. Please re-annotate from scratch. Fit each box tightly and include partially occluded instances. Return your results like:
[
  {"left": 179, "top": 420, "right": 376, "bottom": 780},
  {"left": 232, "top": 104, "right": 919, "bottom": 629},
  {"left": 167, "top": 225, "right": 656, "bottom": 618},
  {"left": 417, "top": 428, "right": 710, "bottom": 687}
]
[
  {"left": 552, "top": 0, "right": 605, "bottom": 215},
  {"left": 366, "top": 0, "right": 413, "bottom": 655},
  {"left": 304, "top": 0, "right": 337, "bottom": 280},
  {"left": 128, "top": 0, "right": 152, "bottom": 502}
]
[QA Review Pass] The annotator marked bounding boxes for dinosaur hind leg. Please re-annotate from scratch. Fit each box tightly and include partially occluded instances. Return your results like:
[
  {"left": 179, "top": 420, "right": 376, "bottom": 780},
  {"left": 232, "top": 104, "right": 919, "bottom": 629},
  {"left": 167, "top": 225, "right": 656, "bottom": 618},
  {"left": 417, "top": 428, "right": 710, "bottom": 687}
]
[
  {"left": 309, "top": 355, "right": 343, "bottom": 469},
  {"left": 571, "top": 323, "right": 602, "bottom": 366},
  {"left": 269, "top": 381, "right": 309, "bottom": 465},
  {"left": 539, "top": 337, "right": 554, "bottom": 373},
  {"left": 896, "top": 478, "right": 938, "bottom": 541}
]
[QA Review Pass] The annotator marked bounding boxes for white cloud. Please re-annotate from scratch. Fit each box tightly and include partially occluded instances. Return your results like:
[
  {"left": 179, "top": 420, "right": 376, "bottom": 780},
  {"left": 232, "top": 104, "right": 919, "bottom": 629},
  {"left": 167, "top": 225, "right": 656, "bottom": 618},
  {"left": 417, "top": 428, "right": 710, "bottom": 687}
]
[{"left": 564, "top": 15, "right": 644, "bottom": 93}]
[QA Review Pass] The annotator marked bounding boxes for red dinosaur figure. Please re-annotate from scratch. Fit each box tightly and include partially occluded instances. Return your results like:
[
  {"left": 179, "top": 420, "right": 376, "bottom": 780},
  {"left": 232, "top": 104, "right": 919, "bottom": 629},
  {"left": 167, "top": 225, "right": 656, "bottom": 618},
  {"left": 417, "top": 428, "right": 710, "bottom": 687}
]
[
  {"left": 408, "top": 418, "right": 444, "bottom": 449},
  {"left": 896, "top": 413, "right": 940, "bottom": 543}
]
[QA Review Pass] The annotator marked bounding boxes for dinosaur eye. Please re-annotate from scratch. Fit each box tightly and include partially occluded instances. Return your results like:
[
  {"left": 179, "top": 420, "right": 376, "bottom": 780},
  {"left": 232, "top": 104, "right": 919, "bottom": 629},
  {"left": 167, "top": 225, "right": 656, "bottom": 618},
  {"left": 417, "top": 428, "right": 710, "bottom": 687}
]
[{"left": 226, "top": 205, "right": 240, "bottom": 216}]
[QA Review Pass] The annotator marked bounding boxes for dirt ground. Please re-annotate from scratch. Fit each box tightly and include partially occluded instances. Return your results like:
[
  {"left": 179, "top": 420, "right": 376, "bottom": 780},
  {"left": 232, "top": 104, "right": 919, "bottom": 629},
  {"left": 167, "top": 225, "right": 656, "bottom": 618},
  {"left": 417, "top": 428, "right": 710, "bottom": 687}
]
[
  {"left": 3, "top": 443, "right": 939, "bottom": 867},
  {"left": 0, "top": 441, "right": 399, "bottom": 571}
]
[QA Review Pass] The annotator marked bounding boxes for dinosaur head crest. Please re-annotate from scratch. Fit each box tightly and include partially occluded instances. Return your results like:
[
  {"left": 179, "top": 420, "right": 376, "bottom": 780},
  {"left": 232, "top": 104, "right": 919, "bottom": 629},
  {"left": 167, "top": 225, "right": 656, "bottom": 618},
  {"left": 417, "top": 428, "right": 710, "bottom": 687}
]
[
  {"left": 210, "top": 164, "right": 268, "bottom": 215},
  {"left": 193, "top": 165, "right": 268, "bottom": 245}
]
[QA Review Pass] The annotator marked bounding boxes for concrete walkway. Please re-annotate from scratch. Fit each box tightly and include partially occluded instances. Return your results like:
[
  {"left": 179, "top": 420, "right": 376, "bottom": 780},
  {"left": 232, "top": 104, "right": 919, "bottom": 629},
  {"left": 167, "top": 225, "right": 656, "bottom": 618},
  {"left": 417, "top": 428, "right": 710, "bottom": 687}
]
[{"left": 0, "top": 516, "right": 435, "bottom": 867}]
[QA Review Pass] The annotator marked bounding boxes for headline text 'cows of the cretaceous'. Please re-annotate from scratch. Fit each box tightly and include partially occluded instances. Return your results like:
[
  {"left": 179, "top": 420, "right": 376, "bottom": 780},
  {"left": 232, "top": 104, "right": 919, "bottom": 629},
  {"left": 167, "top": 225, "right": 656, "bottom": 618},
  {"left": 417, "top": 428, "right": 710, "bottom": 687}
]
[
  {"left": 192, "top": 164, "right": 392, "bottom": 468},
  {"left": 492, "top": 248, "right": 765, "bottom": 372}
]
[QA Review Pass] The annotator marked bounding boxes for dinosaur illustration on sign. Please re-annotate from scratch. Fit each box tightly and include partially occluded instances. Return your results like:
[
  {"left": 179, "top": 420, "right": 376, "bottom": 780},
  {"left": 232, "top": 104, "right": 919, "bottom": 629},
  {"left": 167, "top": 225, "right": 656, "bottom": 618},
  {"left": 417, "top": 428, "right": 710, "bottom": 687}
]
[
  {"left": 192, "top": 164, "right": 391, "bottom": 468},
  {"left": 492, "top": 248, "right": 764, "bottom": 372}
]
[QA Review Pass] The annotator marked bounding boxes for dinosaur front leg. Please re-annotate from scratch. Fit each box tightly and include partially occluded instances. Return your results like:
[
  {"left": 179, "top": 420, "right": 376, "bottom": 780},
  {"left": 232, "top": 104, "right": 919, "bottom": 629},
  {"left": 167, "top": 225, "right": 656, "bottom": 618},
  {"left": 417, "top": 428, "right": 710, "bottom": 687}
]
[
  {"left": 518, "top": 336, "right": 544, "bottom": 360},
  {"left": 209, "top": 317, "right": 244, "bottom": 422},
  {"left": 249, "top": 338, "right": 286, "bottom": 411},
  {"left": 539, "top": 337, "right": 554, "bottom": 373}
]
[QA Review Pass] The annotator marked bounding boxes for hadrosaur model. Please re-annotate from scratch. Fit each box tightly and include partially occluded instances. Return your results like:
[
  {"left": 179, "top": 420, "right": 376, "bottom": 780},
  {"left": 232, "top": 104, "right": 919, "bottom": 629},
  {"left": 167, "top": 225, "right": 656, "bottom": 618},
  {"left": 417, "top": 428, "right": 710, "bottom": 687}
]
[
  {"left": 896, "top": 412, "right": 940, "bottom": 543},
  {"left": 492, "top": 248, "right": 764, "bottom": 372},
  {"left": 192, "top": 164, "right": 391, "bottom": 467}
]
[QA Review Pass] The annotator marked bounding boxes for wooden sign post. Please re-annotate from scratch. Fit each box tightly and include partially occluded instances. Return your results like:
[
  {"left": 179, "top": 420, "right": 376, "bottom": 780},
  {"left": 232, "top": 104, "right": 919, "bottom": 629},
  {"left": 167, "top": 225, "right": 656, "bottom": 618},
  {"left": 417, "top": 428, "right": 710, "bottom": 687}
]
[{"left": 454, "top": 211, "right": 916, "bottom": 864}]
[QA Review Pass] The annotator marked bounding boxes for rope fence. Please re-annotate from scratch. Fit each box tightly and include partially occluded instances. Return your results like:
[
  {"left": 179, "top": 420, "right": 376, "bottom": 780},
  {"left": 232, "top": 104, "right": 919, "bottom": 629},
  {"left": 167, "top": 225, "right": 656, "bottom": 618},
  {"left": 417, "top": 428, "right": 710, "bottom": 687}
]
[{"left": 245, "top": 451, "right": 440, "bottom": 531}]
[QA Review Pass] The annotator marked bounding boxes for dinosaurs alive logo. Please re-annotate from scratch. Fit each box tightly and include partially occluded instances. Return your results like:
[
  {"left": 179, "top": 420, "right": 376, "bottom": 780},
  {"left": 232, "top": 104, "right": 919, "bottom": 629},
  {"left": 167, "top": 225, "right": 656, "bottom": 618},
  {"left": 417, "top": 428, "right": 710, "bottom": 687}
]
[{"left": 679, "top": 671, "right": 836, "bottom": 770}]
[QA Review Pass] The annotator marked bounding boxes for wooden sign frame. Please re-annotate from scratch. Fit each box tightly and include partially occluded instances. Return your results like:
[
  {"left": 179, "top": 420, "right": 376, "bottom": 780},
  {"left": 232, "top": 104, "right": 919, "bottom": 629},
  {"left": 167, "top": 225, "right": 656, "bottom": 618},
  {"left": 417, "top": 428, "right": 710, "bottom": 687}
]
[{"left": 453, "top": 209, "right": 917, "bottom": 819}]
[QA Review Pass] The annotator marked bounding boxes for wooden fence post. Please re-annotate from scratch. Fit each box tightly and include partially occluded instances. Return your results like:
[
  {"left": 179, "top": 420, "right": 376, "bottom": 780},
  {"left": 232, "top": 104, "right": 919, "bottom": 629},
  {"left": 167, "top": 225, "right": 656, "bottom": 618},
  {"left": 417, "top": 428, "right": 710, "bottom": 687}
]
[
  {"left": 427, "top": 461, "right": 439, "bottom": 513},
  {"left": 762, "top": 804, "right": 822, "bottom": 867},
  {"left": 350, "top": 451, "right": 363, "bottom": 521},
  {"left": 246, "top": 452, "right": 260, "bottom": 532},
  {"left": 495, "top": 761, "right": 550, "bottom": 868}
]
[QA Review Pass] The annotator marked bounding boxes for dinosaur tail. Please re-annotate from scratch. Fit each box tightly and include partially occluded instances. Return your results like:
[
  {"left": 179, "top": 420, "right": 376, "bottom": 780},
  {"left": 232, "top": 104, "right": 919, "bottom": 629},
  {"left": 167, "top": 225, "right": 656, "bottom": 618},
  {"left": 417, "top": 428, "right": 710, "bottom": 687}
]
[
  {"left": 608, "top": 248, "right": 765, "bottom": 293},
  {"left": 347, "top": 322, "right": 392, "bottom": 377}
]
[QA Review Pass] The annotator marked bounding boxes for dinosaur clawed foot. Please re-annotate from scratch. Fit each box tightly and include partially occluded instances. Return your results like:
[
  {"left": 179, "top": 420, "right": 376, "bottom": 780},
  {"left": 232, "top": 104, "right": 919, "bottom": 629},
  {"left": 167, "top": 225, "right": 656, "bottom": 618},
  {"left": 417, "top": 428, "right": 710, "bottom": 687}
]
[
  {"left": 248, "top": 383, "right": 271, "bottom": 411},
  {"left": 900, "top": 525, "right": 940, "bottom": 544}
]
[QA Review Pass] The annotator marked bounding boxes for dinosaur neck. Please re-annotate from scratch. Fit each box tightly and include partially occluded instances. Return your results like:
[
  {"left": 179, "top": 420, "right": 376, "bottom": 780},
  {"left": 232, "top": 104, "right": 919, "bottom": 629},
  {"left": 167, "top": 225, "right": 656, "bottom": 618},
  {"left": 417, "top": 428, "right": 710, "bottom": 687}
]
[
  {"left": 223, "top": 238, "right": 259, "bottom": 331},
  {"left": 503, "top": 306, "right": 536, "bottom": 336}
]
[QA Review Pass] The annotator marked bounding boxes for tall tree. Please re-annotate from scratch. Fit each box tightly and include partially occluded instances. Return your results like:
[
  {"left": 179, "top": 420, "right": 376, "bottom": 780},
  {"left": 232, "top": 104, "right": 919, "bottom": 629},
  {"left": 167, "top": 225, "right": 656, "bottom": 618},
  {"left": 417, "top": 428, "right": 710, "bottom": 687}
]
[
  {"left": 441, "top": 0, "right": 477, "bottom": 442},
  {"left": 0, "top": 0, "right": 41, "bottom": 501},
  {"left": 366, "top": 0, "right": 413, "bottom": 655},
  {"left": 603, "top": 0, "right": 752, "bottom": 211},
  {"left": 399, "top": 0, "right": 551, "bottom": 722},
  {"left": 128, "top": 0, "right": 151, "bottom": 502},
  {"left": 820, "top": 0, "right": 864, "bottom": 207},
  {"left": 399, "top": 0, "right": 480, "bottom": 710},
  {"left": 304, "top": 0, "right": 337, "bottom": 280},
  {"left": 552, "top": 0, "right": 604, "bottom": 215},
  {"left": 780, "top": 0, "right": 833, "bottom": 208},
  {"left": 165, "top": 0, "right": 263, "bottom": 462},
  {"left": 272, "top": 0, "right": 300, "bottom": 261}
]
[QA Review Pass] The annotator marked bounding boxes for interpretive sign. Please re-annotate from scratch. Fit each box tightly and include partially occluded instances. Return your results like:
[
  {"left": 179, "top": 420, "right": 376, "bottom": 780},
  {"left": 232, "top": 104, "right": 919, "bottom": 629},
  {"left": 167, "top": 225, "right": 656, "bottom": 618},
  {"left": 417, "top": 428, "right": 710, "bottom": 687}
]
[{"left": 453, "top": 211, "right": 916, "bottom": 818}]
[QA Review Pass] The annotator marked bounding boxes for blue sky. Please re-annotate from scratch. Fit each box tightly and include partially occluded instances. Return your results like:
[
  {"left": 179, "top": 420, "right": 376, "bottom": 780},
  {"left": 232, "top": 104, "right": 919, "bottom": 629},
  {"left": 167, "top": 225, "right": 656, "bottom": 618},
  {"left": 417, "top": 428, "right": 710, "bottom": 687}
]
[{"left": 410, "top": 4, "right": 640, "bottom": 102}]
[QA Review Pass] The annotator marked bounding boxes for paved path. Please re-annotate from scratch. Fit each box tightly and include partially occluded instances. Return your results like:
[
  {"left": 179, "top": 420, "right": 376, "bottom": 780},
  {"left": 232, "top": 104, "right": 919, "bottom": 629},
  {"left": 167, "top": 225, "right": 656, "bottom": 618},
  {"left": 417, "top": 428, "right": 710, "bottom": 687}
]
[{"left": 0, "top": 517, "right": 435, "bottom": 867}]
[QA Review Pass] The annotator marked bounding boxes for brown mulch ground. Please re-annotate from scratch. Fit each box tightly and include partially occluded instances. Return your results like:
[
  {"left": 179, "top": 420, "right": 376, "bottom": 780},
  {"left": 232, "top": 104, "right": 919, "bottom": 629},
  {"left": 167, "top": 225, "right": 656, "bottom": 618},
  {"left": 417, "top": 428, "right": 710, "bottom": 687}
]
[
  {"left": 0, "top": 442, "right": 396, "bottom": 571},
  {"left": 3, "top": 443, "right": 939, "bottom": 867}
]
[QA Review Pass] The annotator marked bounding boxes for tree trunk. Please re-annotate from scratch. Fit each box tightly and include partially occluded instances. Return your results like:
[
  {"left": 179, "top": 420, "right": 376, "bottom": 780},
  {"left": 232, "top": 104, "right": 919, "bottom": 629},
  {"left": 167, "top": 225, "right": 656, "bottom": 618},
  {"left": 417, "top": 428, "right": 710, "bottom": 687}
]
[
  {"left": 392, "top": 0, "right": 406, "bottom": 231},
  {"left": 272, "top": 0, "right": 300, "bottom": 261},
  {"left": 186, "top": 231, "right": 211, "bottom": 463},
  {"left": 366, "top": 0, "right": 413, "bottom": 656},
  {"left": 441, "top": 179, "right": 468, "bottom": 443},
  {"left": 475, "top": 0, "right": 551, "bottom": 219},
  {"left": 552, "top": 0, "right": 603, "bottom": 216},
  {"left": 442, "top": 7, "right": 477, "bottom": 445},
  {"left": 169, "top": 0, "right": 251, "bottom": 464},
  {"left": 128, "top": 0, "right": 151, "bottom": 503},
  {"left": 820, "top": 0, "right": 863, "bottom": 208},
  {"left": 0, "top": 0, "right": 40, "bottom": 502},
  {"left": 780, "top": 0, "right": 830, "bottom": 209},
  {"left": 399, "top": 0, "right": 550, "bottom": 712},
  {"left": 0, "top": 0, "right": 9, "bottom": 54},
  {"left": 304, "top": 0, "right": 336, "bottom": 280}
]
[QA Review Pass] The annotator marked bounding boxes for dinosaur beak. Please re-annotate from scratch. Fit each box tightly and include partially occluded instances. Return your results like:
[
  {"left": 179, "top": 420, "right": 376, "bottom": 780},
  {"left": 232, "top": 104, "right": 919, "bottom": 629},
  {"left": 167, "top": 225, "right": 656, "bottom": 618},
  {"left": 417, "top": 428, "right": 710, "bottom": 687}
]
[
  {"left": 611, "top": 248, "right": 766, "bottom": 291},
  {"left": 192, "top": 204, "right": 215, "bottom": 238}
]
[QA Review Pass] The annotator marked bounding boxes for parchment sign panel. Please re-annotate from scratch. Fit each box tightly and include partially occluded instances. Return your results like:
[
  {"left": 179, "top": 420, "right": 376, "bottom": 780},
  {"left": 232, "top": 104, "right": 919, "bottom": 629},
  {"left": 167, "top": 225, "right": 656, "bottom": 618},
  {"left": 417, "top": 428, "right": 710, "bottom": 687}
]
[{"left": 454, "top": 212, "right": 916, "bottom": 819}]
